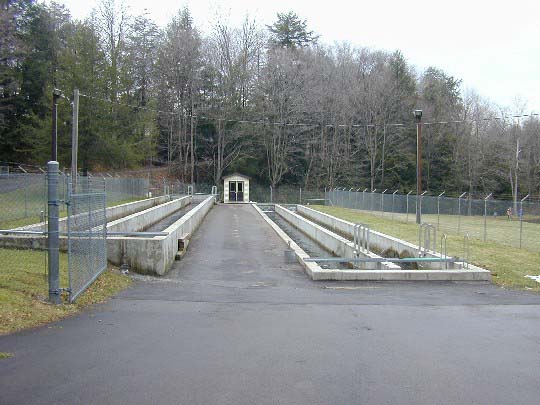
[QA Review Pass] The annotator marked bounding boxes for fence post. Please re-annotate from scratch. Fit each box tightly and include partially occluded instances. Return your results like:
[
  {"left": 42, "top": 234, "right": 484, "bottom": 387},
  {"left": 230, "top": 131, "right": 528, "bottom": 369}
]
[
  {"left": 520, "top": 194, "right": 530, "bottom": 248},
  {"left": 392, "top": 190, "right": 398, "bottom": 219},
  {"left": 458, "top": 192, "right": 467, "bottom": 234},
  {"left": 47, "top": 161, "right": 61, "bottom": 304},
  {"left": 420, "top": 191, "right": 427, "bottom": 222},
  {"left": 24, "top": 172, "right": 29, "bottom": 218},
  {"left": 362, "top": 188, "right": 367, "bottom": 210},
  {"left": 381, "top": 189, "right": 387, "bottom": 216},
  {"left": 299, "top": 188, "right": 302, "bottom": 205},
  {"left": 406, "top": 191, "right": 412, "bottom": 222},
  {"left": 437, "top": 191, "right": 445, "bottom": 230},
  {"left": 483, "top": 193, "right": 492, "bottom": 242},
  {"left": 371, "top": 189, "right": 376, "bottom": 213},
  {"left": 348, "top": 188, "right": 353, "bottom": 208},
  {"left": 270, "top": 185, "right": 273, "bottom": 204}
]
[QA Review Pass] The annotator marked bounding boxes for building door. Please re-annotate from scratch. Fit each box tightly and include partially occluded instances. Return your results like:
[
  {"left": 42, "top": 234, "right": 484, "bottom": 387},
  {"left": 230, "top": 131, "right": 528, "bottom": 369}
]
[
  {"left": 236, "top": 181, "right": 244, "bottom": 202},
  {"left": 228, "top": 181, "right": 244, "bottom": 202},
  {"left": 229, "top": 181, "right": 237, "bottom": 202}
]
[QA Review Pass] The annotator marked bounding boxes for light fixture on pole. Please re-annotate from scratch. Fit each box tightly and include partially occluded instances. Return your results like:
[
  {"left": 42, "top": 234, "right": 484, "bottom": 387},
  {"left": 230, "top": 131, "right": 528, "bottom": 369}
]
[{"left": 414, "top": 109, "right": 423, "bottom": 224}]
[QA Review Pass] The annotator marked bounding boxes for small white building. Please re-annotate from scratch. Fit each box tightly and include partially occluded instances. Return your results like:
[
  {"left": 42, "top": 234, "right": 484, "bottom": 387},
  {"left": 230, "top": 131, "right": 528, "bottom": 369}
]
[{"left": 223, "top": 173, "right": 250, "bottom": 203}]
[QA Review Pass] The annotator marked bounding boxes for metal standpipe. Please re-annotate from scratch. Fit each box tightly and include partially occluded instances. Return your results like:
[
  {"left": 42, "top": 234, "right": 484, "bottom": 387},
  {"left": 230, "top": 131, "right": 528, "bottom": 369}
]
[{"left": 47, "top": 161, "right": 61, "bottom": 304}]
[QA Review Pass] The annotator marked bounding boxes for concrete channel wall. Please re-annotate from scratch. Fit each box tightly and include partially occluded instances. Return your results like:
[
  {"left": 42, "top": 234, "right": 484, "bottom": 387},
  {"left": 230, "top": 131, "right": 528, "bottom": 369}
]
[
  {"left": 107, "top": 196, "right": 191, "bottom": 233},
  {"left": 107, "top": 195, "right": 216, "bottom": 276},
  {"left": 296, "top": 205, "right": 491, "bottom": 280},
  {"left": 16, "top": 195, "right": 171, "bottom": 233},
  {"left": 298, "top": 205, "right": 455, "bottom": 269},
  {"left": 275, "top": 205, "right": 399, "bottom": 270}
]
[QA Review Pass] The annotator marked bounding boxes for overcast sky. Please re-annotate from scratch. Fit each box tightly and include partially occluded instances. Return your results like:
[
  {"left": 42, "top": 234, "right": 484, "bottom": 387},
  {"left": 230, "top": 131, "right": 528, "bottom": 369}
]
[{"left": 54, "top": 0, "right": 540, "bottom": 112}]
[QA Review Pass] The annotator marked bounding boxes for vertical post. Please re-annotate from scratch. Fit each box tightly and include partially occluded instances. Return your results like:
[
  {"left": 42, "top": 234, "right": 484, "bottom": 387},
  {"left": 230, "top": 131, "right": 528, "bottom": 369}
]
[
  {"left": 47, "top": 161, "right": 61, "bottom": 304},
  {"left": 349, "top": 188, "right": 353, "bottom": 209},
  {"left": 362, "top": 188, "right": 367, "bottom": 210},
  {"left": 406, "top": 191, "right": 411, "bottom": 222},
  {"left": 270, "top": 185, "right": 273, "bottom": 204},
  {"left": 299, "top": 187, "right": 302, "bottom": 205},
  {"left": 483, "top": 193, "right": 492, "bottom": 242},
  {"left": 71, "top": 89, "right": 79, "bottom": 187},
  {"left": 371, "top": 189, "right": 376, "bottom": 213},
  {"left": 437, "top": 191, "right": 445, "bottom": 230},
  {"left": 51, "top": 89, "right": 61, "bottom": 161},
  {"left": 458, "top": 192, "right": 467, "bottom": 234},
  {"left": 392, "top": 190, "right": 398, "bottom": 219},
  {"left": 520, "top": 194, "right": 530, "bottom": 248},
  {"left": 414, "top": 110, "right": 423, "bottom": 224},
  {"left": 24, "top": 172, "right": 28, "bottom": 218},
  {"left": 381, "top": 189, "right": 387, "bottom": 216}
]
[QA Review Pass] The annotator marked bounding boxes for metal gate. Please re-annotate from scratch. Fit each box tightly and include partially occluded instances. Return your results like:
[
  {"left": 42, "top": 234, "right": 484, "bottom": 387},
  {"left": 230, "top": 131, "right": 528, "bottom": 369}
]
[{"left": 67, "top": 177, "right": 107, "bottom": 302}]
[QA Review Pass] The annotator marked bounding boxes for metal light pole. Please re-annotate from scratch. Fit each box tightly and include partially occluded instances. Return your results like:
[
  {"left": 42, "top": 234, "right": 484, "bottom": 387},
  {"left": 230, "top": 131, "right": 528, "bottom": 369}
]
[
  {"left": 71, "top": 89, "right": 79, "bottom": 187},
  {"left": 414, "top": 109, "right": 423, "bottom": 224}
]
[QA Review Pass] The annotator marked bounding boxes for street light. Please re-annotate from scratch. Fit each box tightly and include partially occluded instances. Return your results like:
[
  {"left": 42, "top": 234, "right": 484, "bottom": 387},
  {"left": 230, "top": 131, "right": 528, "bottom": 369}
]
[{"left": 414, "top": 109, "right": 423, "bottom": 224}]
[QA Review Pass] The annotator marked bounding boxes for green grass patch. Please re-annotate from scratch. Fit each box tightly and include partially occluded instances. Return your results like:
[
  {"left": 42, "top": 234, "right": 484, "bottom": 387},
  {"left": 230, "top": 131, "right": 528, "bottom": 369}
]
[
  {"left": 0, "top": 248, "right": 132, "bottom": 336},
  {"left": 311, "top": 205, "right": 540, "bottom": 291},
  {"left": 0, "top": 352, "right": 13, "bottom": 359}
]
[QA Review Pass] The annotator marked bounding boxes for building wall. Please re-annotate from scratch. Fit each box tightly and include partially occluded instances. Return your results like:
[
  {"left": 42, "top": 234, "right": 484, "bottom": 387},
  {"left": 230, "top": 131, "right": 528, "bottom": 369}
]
[{"left": 223, "top": 175, "right": 250, "bottom": 203}]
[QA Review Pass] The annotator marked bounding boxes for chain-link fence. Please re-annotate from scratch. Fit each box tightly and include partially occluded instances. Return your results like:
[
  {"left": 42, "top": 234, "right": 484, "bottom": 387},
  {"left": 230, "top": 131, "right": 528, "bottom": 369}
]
[
  {"left": 67, "top": 177, "right": 107, "bottom": 303},
  {"left": 327, "top": 188, "right": 540, "bottom": 251},
  {"left": 249, "top": 184, "right": 325, "bottom": 204},
  {"left": 0, "top": 168, "right": 149, "bottom": 230}
]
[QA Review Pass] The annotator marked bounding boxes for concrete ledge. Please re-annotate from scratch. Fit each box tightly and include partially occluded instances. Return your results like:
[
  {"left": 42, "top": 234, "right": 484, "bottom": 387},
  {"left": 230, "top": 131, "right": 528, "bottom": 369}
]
[
  {"left": 255, "top": 204, "right": 491, "bottom": 282},
  {"left": 107, "top": 196, "right": 191, "bottom": 233},
  {"left": 275, "top": 205, "right": 400, "bottom": 270},
  {"left": 252, "top": 204, "right": 322, "bottom": 279},
  {"left": 299, "top": 205, "right": 454, "bottom": 269},
  {"left": 108, "top": 195, "right": 216, "bottom": 276}
]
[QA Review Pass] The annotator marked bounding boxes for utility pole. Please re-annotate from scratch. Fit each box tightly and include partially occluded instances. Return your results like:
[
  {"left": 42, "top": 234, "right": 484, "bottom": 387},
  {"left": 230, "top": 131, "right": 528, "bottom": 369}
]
[
  {"left": 414, "top": 110, "right": 423, "bottom": 224},
  {"left": 71, "top": 89, "right": 79, "bottom": 187}
]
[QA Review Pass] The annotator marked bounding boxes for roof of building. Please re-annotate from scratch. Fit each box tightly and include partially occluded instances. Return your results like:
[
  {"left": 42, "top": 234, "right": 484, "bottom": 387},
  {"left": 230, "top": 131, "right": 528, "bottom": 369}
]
[{"left": 223, "top": 172, "right": 251, "bottom": 180}]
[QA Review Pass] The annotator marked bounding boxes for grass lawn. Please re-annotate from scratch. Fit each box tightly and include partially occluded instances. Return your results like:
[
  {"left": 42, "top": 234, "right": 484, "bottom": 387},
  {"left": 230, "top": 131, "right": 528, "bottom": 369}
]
[
  {"left": 0, "top": 248, "right": 132, "bottom": 336},
  {"left": 311, "top": 205, "right": 540, "bottom": 291},
  {"left": 377, "top": 210, "right": 540, "bottom": 252}
]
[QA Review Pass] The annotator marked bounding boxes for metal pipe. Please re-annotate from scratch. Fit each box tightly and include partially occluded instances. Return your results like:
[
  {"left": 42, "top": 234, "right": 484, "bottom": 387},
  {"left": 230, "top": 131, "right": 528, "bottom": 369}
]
[
  {"left": 415, "top": 110, "right": 423, "bottom": 224},
  {"left": 47, "top": 161, "right": 61, "bottom": 304}
]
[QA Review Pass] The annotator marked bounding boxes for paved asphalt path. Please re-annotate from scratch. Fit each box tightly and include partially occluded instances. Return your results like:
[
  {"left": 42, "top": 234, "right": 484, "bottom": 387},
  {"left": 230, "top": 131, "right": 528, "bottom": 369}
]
[{"left": 1, "top": 204, "right": 540, "bottom": 404}]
